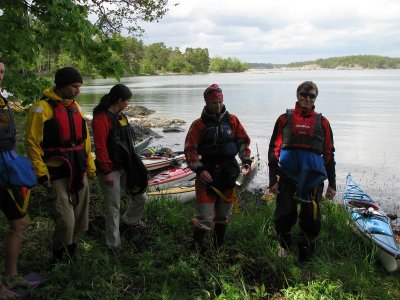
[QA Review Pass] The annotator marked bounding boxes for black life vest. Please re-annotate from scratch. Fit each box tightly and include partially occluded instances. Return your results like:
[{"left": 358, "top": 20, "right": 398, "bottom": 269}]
[
  {"left": 0, "top": 96, "right": 16, "bottom": 151},
  {"left": 104, "top": 111, "right": 148, "bottom": 195},
  {"left": 105, "top": 111, "right": 135, "bottom": 169},
  {"left": 199, "top": 111, "right": 238, "bottom": 161},
  {"left": 42, "top": 99, "right": 88, "bottom": 194},
  {"left": 282, "top": 109, "right": 324, "bottom": 153}
]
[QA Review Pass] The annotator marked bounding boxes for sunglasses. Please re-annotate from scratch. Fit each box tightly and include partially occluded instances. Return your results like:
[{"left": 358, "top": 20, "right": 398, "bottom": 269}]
[
  {"left": 299, "top": 92, "right": 317, "bottom": 100},
  {"left": 206, "top": 88, "right": 222, "bottom": 95}
]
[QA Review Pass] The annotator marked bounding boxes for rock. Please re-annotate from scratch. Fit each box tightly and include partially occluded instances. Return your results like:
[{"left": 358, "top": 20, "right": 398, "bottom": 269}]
[
  {"left": 124, "top": 105, "right": 155, "bottom": 117},
  {"left": 127, "top": 116, "right": 185, "bottom": 128},
  {"left": 163, "top": 126, "right": 185, "bottom": 133}
]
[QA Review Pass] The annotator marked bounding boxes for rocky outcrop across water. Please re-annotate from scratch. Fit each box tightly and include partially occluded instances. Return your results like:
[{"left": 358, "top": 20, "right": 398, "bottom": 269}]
[
  {"left": 124, "top": 105, "right": 186, "bottom": 128},
  {"left": 85, "top": 104, "right": 185, "bottom": 141}
]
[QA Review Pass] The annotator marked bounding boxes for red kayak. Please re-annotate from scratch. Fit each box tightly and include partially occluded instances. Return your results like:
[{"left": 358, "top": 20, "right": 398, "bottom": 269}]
[
  {"left": 142, "top": 154, "right": 185, "bottom": 171},
  {"left": 148, "top": 164, "right": 196, "bottom": 189}
]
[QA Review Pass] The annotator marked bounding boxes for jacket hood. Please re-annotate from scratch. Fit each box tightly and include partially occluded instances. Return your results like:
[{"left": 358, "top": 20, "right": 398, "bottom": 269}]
[
  {"left": 201, "top": 104, "right": 227, "bottom": 121},
  {"left": 295, "top": 101, "right": 316, "bottom": 116},
  {"left": 42, "top": 88, "right": 74, "bottom": 105}
]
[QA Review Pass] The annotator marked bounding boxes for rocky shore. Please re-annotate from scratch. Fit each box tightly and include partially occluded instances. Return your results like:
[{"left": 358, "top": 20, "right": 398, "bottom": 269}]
[
  {"left": 121, "top": 104, "right": 186, "bottom": 128},
  {"left": 86, "top": 104, "right": 186, "bottom": 141}
]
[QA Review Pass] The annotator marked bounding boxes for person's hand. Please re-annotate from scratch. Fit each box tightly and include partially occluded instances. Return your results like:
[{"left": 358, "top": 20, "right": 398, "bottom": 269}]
[
  {"left": 200, "top": 170, "right": 212, "bottom": 183},
  {"left": 325, "top": 186, "right": 336, "bottom": 200},
  {"left": 104, "top": 173, "right": 114, "bottom": 186},
  {"left": 269, "top": 182, "right": 279, "bottom": 195}
]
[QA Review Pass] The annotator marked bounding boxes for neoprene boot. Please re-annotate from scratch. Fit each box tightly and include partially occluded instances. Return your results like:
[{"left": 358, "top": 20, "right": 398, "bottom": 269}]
[
  {"left": 50, "top": 248, "right": 64, "bottom": 268},
  {"left": 67, "top": 243, "right": 78, "bottom": 260},
  {"left": 191, "top": 227, "right": 207, "bottom": 253},
  {"left": 213, "top": 223, "right": 227, "bottom": 250},
  {"left": 298, "top": 239, "right": 316, "bottom": 263}
]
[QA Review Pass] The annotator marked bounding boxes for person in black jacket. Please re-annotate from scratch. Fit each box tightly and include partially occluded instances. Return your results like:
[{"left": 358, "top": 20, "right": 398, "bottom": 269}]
[{"left": 92, "top": 84, "right": 148, "bottom": 251}]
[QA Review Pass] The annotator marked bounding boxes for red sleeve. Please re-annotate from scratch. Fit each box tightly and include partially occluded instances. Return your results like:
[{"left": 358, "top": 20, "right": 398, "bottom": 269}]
[
  {"left": 184, "top": 118, "right": 205, "bottom": 174},
  {"left": 321, "top": 116, "right": 336, "bottom": 189},
  {"left": 321, "top": 117, "right": 335, "bottom": 163},
  {"left": 92, "top": 112, "right": 113, "bottom": 173},
  {"left": 229, "top": 114, "right": 251, "bottom": 163}
]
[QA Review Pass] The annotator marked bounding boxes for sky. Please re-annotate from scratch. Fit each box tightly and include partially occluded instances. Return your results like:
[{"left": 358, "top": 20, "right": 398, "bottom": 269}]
[{"left": 139, "top": 0, "right": 400, "bottom": 64}]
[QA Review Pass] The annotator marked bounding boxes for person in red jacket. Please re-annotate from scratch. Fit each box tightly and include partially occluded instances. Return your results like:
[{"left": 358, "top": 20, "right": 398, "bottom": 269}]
[
  {"left": 268, "top": 81, "right": 336, "bottom": 262},
  {"left": 92, "top": 84, "right": 148, "bottom": 251},
  {"left": 184, "top": 84, "right": 251, "bottom": 252}
]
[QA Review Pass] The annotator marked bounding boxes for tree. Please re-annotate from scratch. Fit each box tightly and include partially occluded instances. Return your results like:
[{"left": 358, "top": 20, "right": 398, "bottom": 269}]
[
  {"left": 143, "top": 42, "right": 171, "bottom": 72},
  {"left": 0, "top": 0, "right": 170, "bottom": 102},
  {"left": 166, "top": 48, "right": 187, "bottom": 73},
  {"left": 184, "top": 48, "right": 209, "bottom": 73},
  {"left": 118, "top": 36, "right": 145, "bottom": 75}
]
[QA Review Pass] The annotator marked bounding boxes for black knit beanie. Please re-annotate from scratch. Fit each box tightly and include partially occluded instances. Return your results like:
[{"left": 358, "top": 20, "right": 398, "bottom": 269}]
[{"left": 54, "top": 67, "right": 83, "bottom": 88}]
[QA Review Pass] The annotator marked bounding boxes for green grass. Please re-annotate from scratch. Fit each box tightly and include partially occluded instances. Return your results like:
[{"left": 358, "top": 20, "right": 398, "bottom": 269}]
[{"left": 1, "top": 187, "right": 400, "bottom": 299}]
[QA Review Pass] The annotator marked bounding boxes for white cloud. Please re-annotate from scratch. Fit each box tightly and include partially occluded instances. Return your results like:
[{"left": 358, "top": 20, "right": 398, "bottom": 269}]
[{"left": 139, "top": 0, "right": 400, "bottom": 63}]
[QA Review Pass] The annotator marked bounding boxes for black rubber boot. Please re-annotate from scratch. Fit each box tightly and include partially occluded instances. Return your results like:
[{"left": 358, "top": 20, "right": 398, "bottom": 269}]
[
  {"left": 213, "top": 223, "right": 227, "bottom": 250},
  {"left": 298, "top": 239, "right": 316, "bottom": 263},
  {"left": 67, "top": 243, "right": 78, "bottom": 261},
  {"left": 50, "top": 248, "right": 65, "bottom": 268},
  {"left": 191, "top": 227, "right": 207, "bottom": 254}
]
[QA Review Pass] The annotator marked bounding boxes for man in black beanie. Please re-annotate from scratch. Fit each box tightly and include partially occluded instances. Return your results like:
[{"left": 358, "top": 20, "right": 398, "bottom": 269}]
[{"left": 25, "top": 67, "right": 96, "bottom": 267}]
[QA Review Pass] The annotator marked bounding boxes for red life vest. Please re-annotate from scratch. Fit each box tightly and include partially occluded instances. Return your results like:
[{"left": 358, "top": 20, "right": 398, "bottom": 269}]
[
  {"left": 42, "top": 99, "right": 86, "bottom": 152},
  {"left": 42, "top": 99, "right": 88, "bottom": 194},
  {"left": 282, "top": 109, "right": 324, "bottom": 153}
]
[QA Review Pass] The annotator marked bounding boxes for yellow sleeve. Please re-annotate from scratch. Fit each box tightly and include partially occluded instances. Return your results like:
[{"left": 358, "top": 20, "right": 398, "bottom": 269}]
[{"left": 25, "top": 101, "right": 51, "bottom": 181}]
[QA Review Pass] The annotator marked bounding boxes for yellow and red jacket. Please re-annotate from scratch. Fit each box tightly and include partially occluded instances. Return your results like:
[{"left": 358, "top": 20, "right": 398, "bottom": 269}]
[{"left": 25, "top": 88, "right": 95, "bottom": 184}]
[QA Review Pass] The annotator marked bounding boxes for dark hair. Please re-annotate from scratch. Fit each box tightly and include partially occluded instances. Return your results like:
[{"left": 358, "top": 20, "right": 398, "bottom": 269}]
[
  {"left": 296, "top": 81, "right": 318, "bottom": 96},
  {"left": 0, "top": 57, "right": 5, "bottom": 64},
  {"left": 93, "top": 84, "right": 132, "bottom": 116}
]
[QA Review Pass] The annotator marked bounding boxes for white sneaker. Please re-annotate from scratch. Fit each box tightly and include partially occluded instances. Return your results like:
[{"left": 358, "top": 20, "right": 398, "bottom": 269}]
[{"left": 278, "top": 246, "right": 288, "bottom": 258}]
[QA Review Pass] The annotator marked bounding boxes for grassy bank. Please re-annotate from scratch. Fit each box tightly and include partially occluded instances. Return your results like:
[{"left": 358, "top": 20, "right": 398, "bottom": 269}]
[{"left": 1, "top": 185, "right": 400, "bottom": 299}]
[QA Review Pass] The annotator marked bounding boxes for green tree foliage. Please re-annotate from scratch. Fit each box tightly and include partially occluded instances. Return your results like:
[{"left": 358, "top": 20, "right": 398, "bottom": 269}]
[
  {"left": 0, "top": 0, "right": 169, "bottom": 102},
  {"left": 142, "top": 42, "right": 171, "bottom": 73},
  {"left": 184, "top": 48, "right": 210, "bottom": 73},
  {"left": 167, "top": 48, "right": 187, "bottom": 73},
  {"left": 287, "top": 55, "right": 400, "bottom": 69},
  {"left": 210, "top": 57, "right": 249, "bottom": 72},
  {"left": 117, "top": 36, "right": 145, "bottom": 75}
]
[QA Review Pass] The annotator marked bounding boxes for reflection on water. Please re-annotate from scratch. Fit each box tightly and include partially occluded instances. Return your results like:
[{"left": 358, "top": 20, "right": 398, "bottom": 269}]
[{"left": 79, "top": 70, "right": 400, "bottom": 215}]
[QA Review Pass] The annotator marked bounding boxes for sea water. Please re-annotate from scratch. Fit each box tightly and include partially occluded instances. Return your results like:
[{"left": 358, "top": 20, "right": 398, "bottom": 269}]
[{"left": 78, "top": 69, "right": 400, "bottom": 215}]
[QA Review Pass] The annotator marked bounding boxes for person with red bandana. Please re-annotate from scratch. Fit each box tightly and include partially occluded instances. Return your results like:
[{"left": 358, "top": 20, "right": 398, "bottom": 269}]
[
  {"left": 184, "top": 84, "right": 251, "bottom": 252},
  {"left": 25, "top": 67, "right": 96, "bottom": 266},
  {"left": 268, "top": 81, "right": 336, "bottom": 262}
]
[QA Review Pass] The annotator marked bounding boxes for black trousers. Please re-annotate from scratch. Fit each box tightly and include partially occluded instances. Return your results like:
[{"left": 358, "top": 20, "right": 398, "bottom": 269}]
[{"left": 273, "top": 179, "right": 324, "bottom": 249}]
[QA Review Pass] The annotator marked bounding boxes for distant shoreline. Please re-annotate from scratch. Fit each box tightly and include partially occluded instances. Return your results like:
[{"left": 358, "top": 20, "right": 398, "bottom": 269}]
[{"left": 246, "top": 66, "right": 400, "bottom": 72}]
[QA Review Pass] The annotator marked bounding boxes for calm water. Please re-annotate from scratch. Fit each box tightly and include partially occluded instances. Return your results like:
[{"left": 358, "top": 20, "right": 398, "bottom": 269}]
[{"left": 78, "top": 70, "right": 400, "bottom": 214}]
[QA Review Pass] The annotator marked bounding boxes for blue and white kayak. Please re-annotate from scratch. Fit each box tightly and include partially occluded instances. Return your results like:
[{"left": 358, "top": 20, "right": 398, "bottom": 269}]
[{"left": 342, "top": 173, "right": 400, "bottom": 272}]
